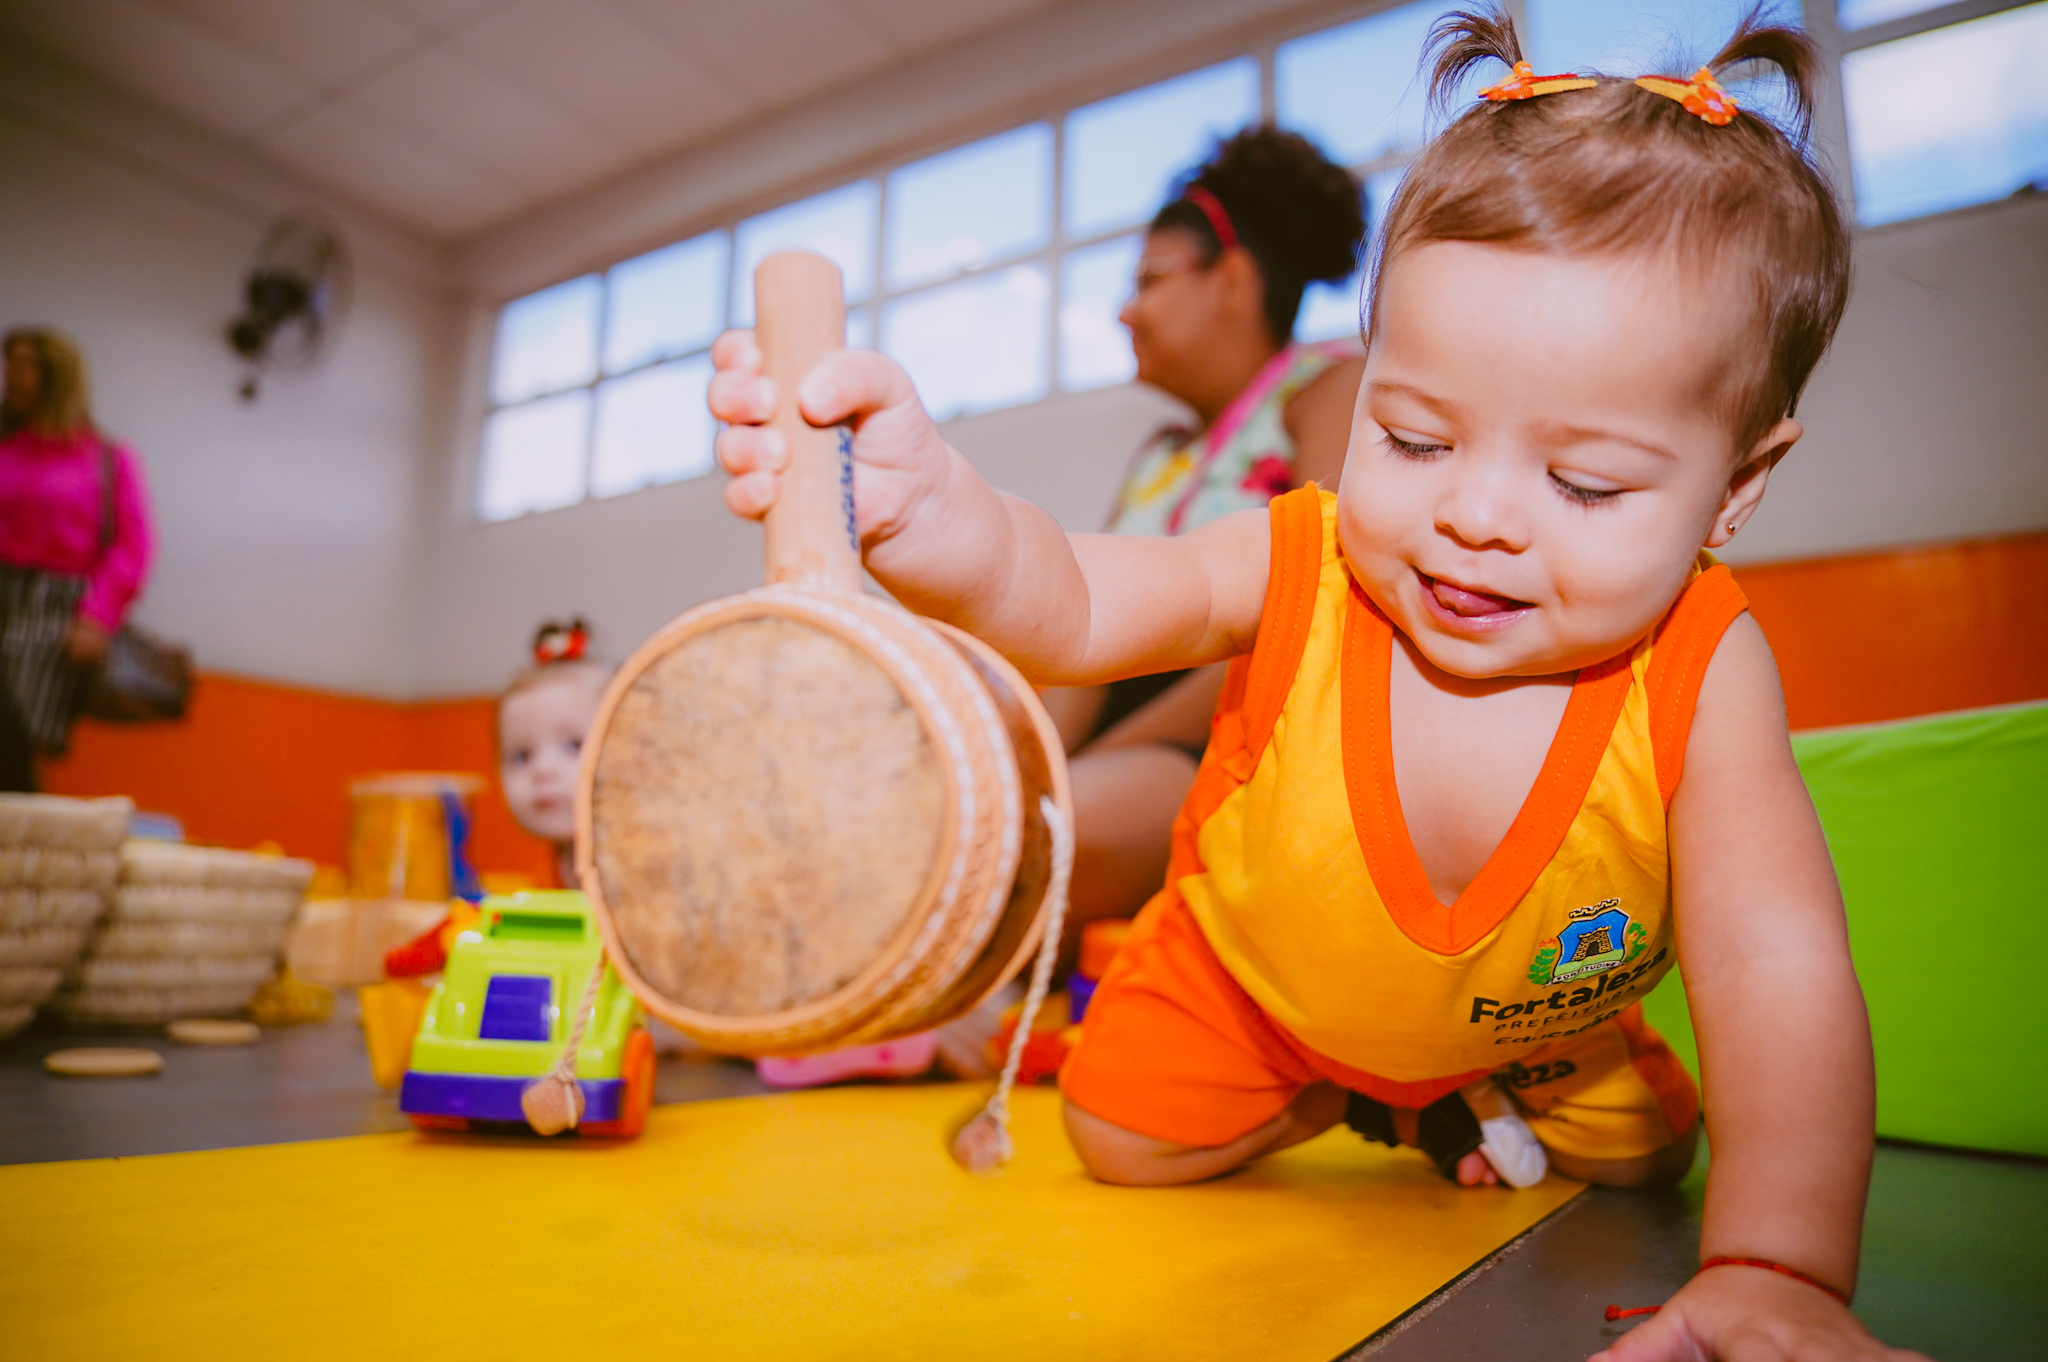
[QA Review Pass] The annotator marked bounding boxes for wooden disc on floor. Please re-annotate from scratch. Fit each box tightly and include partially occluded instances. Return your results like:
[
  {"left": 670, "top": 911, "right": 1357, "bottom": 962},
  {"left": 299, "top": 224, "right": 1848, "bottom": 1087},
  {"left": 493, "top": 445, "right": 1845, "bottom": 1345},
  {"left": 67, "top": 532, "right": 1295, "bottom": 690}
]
[
  {"left": 167, "top": 1018, "right": 261, "bottom": 1046},
  {"left": 44, "top": 1047, "right": 165, "bottom": 1077}
]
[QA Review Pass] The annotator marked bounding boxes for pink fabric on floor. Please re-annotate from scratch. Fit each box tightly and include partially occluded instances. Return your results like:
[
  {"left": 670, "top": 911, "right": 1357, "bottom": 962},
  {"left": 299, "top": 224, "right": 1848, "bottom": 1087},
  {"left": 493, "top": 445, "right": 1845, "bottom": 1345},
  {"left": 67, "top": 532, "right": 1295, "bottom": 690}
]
[{"left": 756, "top": 1032, "right": 939, "bottom": 1088}]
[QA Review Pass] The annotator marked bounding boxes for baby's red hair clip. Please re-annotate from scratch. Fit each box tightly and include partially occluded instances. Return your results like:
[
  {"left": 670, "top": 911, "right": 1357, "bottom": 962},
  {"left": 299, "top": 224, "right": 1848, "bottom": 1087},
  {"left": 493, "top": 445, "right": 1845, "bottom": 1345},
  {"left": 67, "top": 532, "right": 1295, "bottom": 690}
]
[
  {"left": 533, "top": 618, "right": 589, "bottom": 665},
  {"left": 1636, "top": 67, "right": 1740, "bottom": 125},
  {"left": 1480, "top": 60, "right": 1596, "bottom": 101}
]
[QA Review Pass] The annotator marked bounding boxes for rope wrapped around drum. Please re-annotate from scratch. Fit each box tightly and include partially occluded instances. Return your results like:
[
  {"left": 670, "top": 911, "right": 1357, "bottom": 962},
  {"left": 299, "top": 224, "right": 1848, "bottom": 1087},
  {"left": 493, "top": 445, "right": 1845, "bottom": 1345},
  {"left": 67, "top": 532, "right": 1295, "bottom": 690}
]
[{"left": 574, "top": 251, "right": 1075, "bottom": 1169}]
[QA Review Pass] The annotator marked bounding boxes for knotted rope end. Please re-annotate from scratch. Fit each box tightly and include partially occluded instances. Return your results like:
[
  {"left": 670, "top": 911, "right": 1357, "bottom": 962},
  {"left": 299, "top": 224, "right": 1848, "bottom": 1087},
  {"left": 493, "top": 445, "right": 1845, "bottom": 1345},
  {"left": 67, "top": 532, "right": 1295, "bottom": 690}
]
[
  {"left": 949, "top": 1106, "right": 1015, "bottom": 1175},
  {"left": 522, "top": 950, "right": 610, "bottom": 1137},
  {"left": 521, "top": 1073, "right": 586, "bottom": 1136},
  {"left": 945, "top": 794, "right": 1072, "bottom": 1178}
]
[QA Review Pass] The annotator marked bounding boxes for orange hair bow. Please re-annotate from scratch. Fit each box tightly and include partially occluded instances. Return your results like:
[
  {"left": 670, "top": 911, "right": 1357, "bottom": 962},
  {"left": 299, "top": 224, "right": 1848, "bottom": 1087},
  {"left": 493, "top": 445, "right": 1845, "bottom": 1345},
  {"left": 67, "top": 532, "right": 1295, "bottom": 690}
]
[
  {"left": 1480, "top": 60, "right": 1596, "bottom": 100},
  {"left": 1635, "top": 67, "right": 1740, "bottom": 125},
  {"left": 533, "top": 618, "right": 590, "bottom": 665}
]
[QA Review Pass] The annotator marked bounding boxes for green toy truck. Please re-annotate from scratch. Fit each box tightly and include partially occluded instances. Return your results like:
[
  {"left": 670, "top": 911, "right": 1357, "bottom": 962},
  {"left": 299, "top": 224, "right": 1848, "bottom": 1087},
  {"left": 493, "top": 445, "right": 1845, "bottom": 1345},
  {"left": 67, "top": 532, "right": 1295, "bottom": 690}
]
[{"left": 399, "top": 891, "right": 653, "bottom": 1138}]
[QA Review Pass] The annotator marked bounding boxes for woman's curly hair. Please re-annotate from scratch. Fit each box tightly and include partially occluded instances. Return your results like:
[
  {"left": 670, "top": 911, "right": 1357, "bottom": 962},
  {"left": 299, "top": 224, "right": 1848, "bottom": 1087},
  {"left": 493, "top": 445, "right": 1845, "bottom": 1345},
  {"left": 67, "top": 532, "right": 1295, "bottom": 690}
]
[{"left": 1154, "top": 126, "right": 1366, "bottom": 344}]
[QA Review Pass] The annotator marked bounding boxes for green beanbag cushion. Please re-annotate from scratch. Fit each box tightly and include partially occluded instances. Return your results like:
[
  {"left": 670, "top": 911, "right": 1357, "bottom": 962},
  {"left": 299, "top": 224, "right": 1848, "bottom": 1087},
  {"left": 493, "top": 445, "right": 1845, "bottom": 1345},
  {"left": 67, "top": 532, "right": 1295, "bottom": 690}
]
[{"left": 1642, "top": 701, "right": 2048, "bottom": 1157}]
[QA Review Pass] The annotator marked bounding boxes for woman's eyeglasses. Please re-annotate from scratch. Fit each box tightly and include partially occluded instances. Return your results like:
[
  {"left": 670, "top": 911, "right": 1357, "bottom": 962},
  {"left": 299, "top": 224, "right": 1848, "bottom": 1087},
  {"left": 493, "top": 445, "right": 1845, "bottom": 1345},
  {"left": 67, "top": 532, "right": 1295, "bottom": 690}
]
[{"left": 1128, "top": 258, "right": 1208, "bottom": 297}]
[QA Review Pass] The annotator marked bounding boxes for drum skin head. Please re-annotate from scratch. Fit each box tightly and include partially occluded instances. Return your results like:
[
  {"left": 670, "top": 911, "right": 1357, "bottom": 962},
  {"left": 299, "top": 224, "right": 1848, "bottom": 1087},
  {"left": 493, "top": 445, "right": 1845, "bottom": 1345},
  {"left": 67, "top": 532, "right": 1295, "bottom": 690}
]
[{"left": 588, "top": 613, "right": 946, "bottom": 1019}]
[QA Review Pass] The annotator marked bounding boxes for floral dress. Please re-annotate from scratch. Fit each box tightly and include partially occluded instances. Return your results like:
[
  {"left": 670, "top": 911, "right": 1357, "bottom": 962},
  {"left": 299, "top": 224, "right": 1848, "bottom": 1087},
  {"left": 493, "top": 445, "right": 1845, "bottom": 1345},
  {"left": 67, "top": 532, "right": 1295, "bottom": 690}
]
[
  {"left": 1107, "top": 341, "right": 1353, "bottom": 538},
  {"left": 1089, "top": 342, "right": 1355, "bottom": 747}
]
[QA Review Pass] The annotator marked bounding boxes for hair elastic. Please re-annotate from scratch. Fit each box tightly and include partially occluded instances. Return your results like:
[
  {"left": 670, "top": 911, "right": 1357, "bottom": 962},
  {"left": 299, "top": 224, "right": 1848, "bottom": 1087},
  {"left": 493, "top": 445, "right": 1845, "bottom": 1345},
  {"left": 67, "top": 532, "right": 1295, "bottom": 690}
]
[
  {"left": 533, "top": 618, "right": 590, "bottom": 665},
  {"left": 1635, "top": 68, "right": 1740, "bottom": 125},
  {"left": 1181, "top": 185, "right": 1240, "bottom": 254},
  {"left": 1477, "top": 59, "right": 1741, "bottom": 127},
  {"left": 1479, "top": 60, "right": 1596, "bottom": 100}
]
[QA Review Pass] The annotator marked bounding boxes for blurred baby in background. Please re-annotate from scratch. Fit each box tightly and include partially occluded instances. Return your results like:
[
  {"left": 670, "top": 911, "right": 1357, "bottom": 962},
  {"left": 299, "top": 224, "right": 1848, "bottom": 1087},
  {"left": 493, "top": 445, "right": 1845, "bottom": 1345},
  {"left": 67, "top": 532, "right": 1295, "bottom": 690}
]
[
  {"left": 497, "top": 618, "right": 612, "bottom": 889},
  {"left": 383, "top": 619, "right": 610, "bottom": 978}
]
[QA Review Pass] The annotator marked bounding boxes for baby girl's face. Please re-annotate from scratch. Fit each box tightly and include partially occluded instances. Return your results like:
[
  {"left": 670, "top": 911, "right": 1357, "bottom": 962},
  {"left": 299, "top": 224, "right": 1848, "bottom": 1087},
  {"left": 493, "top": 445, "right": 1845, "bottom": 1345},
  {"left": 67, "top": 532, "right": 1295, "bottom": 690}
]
[
  {"left": 1338, "top": 240, "right": 1790, "bottom": 679},
  {"left": 499, "top": 670, "right": 607, "bottom": 844}
]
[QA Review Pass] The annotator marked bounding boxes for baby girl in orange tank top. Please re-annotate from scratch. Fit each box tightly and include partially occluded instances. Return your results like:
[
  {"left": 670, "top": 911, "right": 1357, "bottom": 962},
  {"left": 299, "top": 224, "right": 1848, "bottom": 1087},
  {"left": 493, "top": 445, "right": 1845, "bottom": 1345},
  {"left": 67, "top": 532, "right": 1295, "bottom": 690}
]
[{"left": 711, "top": 10, "right": 1906, "bottom": 1357}]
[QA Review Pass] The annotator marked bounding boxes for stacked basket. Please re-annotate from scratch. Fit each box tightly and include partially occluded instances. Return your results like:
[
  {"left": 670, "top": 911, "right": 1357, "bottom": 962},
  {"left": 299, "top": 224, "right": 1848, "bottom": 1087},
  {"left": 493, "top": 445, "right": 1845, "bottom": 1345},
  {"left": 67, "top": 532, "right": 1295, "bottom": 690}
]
[
  {"left": 0, "top": 795, "right": 132, "bottom": 1037},
  {"left": 54, "top": 842, "right": 315, "bottom": 1025}
]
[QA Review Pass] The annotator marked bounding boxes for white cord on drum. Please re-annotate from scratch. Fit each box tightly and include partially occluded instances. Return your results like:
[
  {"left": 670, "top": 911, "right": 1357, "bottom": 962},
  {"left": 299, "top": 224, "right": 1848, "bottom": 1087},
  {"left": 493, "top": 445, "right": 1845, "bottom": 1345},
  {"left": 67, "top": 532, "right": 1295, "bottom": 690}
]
[{"left": 950, "top": 794, "right": 1072, "bottom": 1174}]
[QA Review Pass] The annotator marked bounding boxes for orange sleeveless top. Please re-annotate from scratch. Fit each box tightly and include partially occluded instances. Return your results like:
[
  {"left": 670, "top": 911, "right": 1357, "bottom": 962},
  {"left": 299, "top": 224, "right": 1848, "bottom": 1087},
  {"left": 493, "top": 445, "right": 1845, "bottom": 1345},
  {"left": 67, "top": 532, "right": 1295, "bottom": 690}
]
[{"left": 1167, "top": 487, "right": 1748, "bottom": 1089}]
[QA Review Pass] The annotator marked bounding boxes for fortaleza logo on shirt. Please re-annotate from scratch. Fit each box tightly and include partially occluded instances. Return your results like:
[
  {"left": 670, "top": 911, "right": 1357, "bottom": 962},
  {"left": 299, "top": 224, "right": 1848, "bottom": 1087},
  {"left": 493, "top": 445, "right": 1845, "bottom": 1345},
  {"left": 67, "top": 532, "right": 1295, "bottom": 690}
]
[{"left": 1526, "top": 898, "right": 1650, "bottom": 987}]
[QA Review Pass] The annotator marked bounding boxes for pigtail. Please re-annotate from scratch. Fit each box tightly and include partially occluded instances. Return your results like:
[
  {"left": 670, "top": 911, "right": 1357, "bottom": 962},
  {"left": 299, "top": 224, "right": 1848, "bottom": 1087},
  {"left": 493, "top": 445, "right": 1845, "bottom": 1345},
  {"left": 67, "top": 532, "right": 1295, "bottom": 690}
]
[
  {"left": 1426, "top": 7, "right": 1525, "bottom": 118},
  {"left": 1703, "top": 3, "right": 1822, "bottom": 142}
]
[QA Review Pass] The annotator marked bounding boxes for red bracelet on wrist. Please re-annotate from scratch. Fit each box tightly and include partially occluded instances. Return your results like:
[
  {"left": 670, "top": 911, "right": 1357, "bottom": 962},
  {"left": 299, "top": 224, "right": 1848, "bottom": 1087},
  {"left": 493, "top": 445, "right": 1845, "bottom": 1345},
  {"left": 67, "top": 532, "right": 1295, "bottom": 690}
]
[
  {"left": 1603, "top": 1256, "right": 1851, "bottom": 1322},
  {"left": 1696, "top": 1256, "right": 1851, "bottom": 1304}
]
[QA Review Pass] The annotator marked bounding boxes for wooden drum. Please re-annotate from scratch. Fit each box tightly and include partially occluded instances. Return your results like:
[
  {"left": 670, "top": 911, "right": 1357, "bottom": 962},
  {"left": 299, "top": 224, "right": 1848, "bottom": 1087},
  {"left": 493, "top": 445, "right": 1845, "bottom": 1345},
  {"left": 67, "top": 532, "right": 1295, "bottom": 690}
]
[{"left": 577, "top": 251, "right": 1073, "bottom": 1057}]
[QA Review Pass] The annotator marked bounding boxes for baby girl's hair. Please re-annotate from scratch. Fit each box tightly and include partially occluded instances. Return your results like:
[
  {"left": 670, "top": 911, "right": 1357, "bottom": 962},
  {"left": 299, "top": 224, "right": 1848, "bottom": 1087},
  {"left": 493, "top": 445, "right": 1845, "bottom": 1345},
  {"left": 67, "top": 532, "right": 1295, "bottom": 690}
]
[{"left": 1372, "top": 4, "right": 1851, "bottom": 451}]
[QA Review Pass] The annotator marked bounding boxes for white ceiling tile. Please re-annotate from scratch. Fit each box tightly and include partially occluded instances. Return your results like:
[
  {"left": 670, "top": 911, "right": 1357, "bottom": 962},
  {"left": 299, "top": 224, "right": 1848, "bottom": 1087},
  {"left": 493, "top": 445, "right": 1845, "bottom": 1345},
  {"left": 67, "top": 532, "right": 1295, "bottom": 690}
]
[
  {"left": 350, "top": 44, "right": 629, "bottom": 199},
  {"left": 838, "top": 0, "right": 1055, "bottom": 53},
  {"left": 261, "top": 93, "right": 525, "bottom": 237},
  {"left": 160, "top": 0, "right": 418, "bottom": 88},
  {"left": 612, "top": 0, "right": 896, "bottom": 111},
  {"left": 0, "top": 0, "right": 311, "bottom": 135},
  {"left": 455, "top": 0, "right": 746, "bottom": 157}
]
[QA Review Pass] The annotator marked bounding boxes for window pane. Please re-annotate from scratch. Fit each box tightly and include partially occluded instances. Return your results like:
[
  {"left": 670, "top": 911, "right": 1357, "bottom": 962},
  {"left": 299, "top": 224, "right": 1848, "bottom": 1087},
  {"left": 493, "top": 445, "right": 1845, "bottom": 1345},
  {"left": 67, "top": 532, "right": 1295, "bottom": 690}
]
[
  {"left": 1298, "top": 273, "right": 1364, "bottom": 343},
  {"left": 590, "top": 356, "right": 715, "bottom": 499},
  {"left": 1525, "top": 0, "right": 1788, "bottom": 75},
  {"left": 1059, "top": 234, "right": 1141, "bottom": 391},
  {"left": 846, "top": 307, "right": 873, "bottom": 350},
  {"left": 1837, "top": 0, "right": 1952, "bottom": 28},
  {"left": 605, "top": 232, "right": 727, "bottom": 375},
  {"left": 1302, "top": 165, "right": 1408, "bottom": 341},
  {"left": 1064, "top": 59, "right": 1260, "bottom": 240},
  {"left": 477, "top": 392, "right": 589, "bottom": 521},
  {"left": 886, "top": 125, "right": 1052, "bottom": 289},
  {"left": 1845, "top": 3, "right": 2048, "bottom": 225},
  {"left": 881, "top": 265, "right": 1049, "bottom": 421},
  {"left": 1366, "top": 161, "right": 1410, "bottom": 236},
  {"left": 732, "top": 182, "right": 879, "bottom": 326},
  {"left": 1277, "top": 3, "right": 1465, "bottom": 168},
  {"left": 490, "top": 276, "right": 599, "bottom": 405}
]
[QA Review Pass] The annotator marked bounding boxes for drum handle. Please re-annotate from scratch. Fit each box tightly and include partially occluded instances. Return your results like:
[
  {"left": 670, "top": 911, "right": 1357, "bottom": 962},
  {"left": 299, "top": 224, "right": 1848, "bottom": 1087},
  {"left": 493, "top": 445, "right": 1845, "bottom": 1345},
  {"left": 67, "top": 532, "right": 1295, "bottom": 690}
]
[{"left": 755, "top": 251, "right": 862, "bottom": 592}]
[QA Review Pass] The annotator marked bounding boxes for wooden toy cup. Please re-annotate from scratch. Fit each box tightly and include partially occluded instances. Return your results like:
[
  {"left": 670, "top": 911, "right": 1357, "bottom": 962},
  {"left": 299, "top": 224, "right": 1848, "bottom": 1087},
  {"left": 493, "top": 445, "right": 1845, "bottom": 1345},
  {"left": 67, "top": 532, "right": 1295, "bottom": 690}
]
[{"left": 577, "top": 250, "right": 1073, "bottom": 1056}]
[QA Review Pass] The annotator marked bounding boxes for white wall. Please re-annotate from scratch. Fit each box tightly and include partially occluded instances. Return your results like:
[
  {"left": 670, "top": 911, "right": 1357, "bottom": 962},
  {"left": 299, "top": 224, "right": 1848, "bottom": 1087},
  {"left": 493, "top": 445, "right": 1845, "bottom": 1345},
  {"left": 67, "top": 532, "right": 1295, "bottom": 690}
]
[
  {"left": 0, "top": 47, "right": 455, "bottom": 697},
  {"left": 1729, "top": 190, "right": 2048, "bottom": 565}
]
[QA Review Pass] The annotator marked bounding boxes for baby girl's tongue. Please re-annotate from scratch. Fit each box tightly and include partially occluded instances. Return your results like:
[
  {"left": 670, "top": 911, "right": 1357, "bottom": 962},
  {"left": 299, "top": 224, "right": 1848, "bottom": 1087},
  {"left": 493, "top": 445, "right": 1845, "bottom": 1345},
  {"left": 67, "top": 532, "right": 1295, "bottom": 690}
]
[{"left": 1430, "top": 576, "right": 1528, "bottom": 618}]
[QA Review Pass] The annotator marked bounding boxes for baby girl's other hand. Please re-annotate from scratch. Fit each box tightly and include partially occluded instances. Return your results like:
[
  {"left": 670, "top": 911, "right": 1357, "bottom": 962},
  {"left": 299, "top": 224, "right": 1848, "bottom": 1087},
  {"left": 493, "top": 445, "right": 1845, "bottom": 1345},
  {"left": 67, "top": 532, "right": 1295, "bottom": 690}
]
[
  {"left": 1591, "top": 1264, "right": 1930, "bottom": 1362},
  {"left": 709, "top": 329, "right": 955, "bottom": 548}
]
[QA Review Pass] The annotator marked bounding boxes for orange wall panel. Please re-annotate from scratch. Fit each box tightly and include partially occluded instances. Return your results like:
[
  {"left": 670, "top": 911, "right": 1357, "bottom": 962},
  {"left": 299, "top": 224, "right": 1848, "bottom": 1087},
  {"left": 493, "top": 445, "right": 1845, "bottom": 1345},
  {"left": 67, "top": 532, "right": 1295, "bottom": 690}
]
[
  {"left": 44, "top": 675, "right": 407, "bottom": 865},
  {"left": 42, "top": 675, "right": 555, "bottom": 880},
  {"left": 1735, "top": 533, "right": 2048, "bottom": 731}
]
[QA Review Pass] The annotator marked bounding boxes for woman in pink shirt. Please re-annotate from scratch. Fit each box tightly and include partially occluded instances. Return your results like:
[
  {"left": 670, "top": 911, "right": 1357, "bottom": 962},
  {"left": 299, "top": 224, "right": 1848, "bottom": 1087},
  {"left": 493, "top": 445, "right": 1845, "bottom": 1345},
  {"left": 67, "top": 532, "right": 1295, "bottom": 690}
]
[{"left": 0, "top": 327, "right": 154, "bottom": 790}]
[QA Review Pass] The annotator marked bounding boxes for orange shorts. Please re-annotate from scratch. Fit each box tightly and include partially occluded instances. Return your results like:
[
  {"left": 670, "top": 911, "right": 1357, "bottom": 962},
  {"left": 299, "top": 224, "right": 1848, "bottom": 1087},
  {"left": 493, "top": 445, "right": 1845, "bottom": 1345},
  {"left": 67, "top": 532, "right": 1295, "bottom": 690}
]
[{"left": 1060, "top": 892, "right": 1699, "bottom": 1163}]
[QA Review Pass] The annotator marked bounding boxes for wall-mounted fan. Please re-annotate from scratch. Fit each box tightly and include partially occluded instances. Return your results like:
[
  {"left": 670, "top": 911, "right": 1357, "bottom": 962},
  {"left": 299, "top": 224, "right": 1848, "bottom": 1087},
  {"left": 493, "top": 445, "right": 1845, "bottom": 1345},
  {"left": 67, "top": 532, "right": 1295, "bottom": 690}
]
[{"left": 226, "top": 213, "right": 350, "bottom": 402}]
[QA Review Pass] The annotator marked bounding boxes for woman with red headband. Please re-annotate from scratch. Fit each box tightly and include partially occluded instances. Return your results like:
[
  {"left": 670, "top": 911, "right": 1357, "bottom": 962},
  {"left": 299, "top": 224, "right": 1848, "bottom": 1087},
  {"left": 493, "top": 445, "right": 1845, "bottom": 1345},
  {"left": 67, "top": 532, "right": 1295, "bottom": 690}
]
[{"left": 1046, "top": 126, "right": 1366, "bottom": 947}]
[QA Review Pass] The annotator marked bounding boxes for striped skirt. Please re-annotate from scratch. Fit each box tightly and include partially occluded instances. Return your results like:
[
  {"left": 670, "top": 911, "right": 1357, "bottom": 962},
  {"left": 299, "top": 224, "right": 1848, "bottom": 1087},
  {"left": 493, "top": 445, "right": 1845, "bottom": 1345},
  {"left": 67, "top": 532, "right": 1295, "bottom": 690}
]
[{"left": 0, "top": 564, "right": 89, "bottom": 754}]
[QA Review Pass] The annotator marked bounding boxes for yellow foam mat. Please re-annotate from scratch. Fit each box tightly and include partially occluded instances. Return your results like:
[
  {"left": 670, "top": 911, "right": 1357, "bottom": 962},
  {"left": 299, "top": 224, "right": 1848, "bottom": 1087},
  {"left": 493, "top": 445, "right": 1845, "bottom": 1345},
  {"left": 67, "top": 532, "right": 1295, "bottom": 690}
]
[{"left": 0, "top": 1085, "right": 1578, "bottom": 1359}]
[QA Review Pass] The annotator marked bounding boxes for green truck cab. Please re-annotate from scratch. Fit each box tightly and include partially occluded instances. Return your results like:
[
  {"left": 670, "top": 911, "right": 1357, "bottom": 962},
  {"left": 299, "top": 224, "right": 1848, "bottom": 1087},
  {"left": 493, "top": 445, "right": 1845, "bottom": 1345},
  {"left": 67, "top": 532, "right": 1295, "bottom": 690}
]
[{"left": 399, "top": 891, "right": 653, "bottom": 1138}]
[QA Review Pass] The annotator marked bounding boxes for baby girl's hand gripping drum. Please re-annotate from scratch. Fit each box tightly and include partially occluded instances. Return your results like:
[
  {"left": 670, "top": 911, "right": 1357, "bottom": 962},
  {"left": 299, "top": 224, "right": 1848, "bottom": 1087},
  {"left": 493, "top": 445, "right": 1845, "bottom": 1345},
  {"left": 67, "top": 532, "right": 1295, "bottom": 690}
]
[{"left": 577, "top": 252, "right": 1074, "bottom": 1102}]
